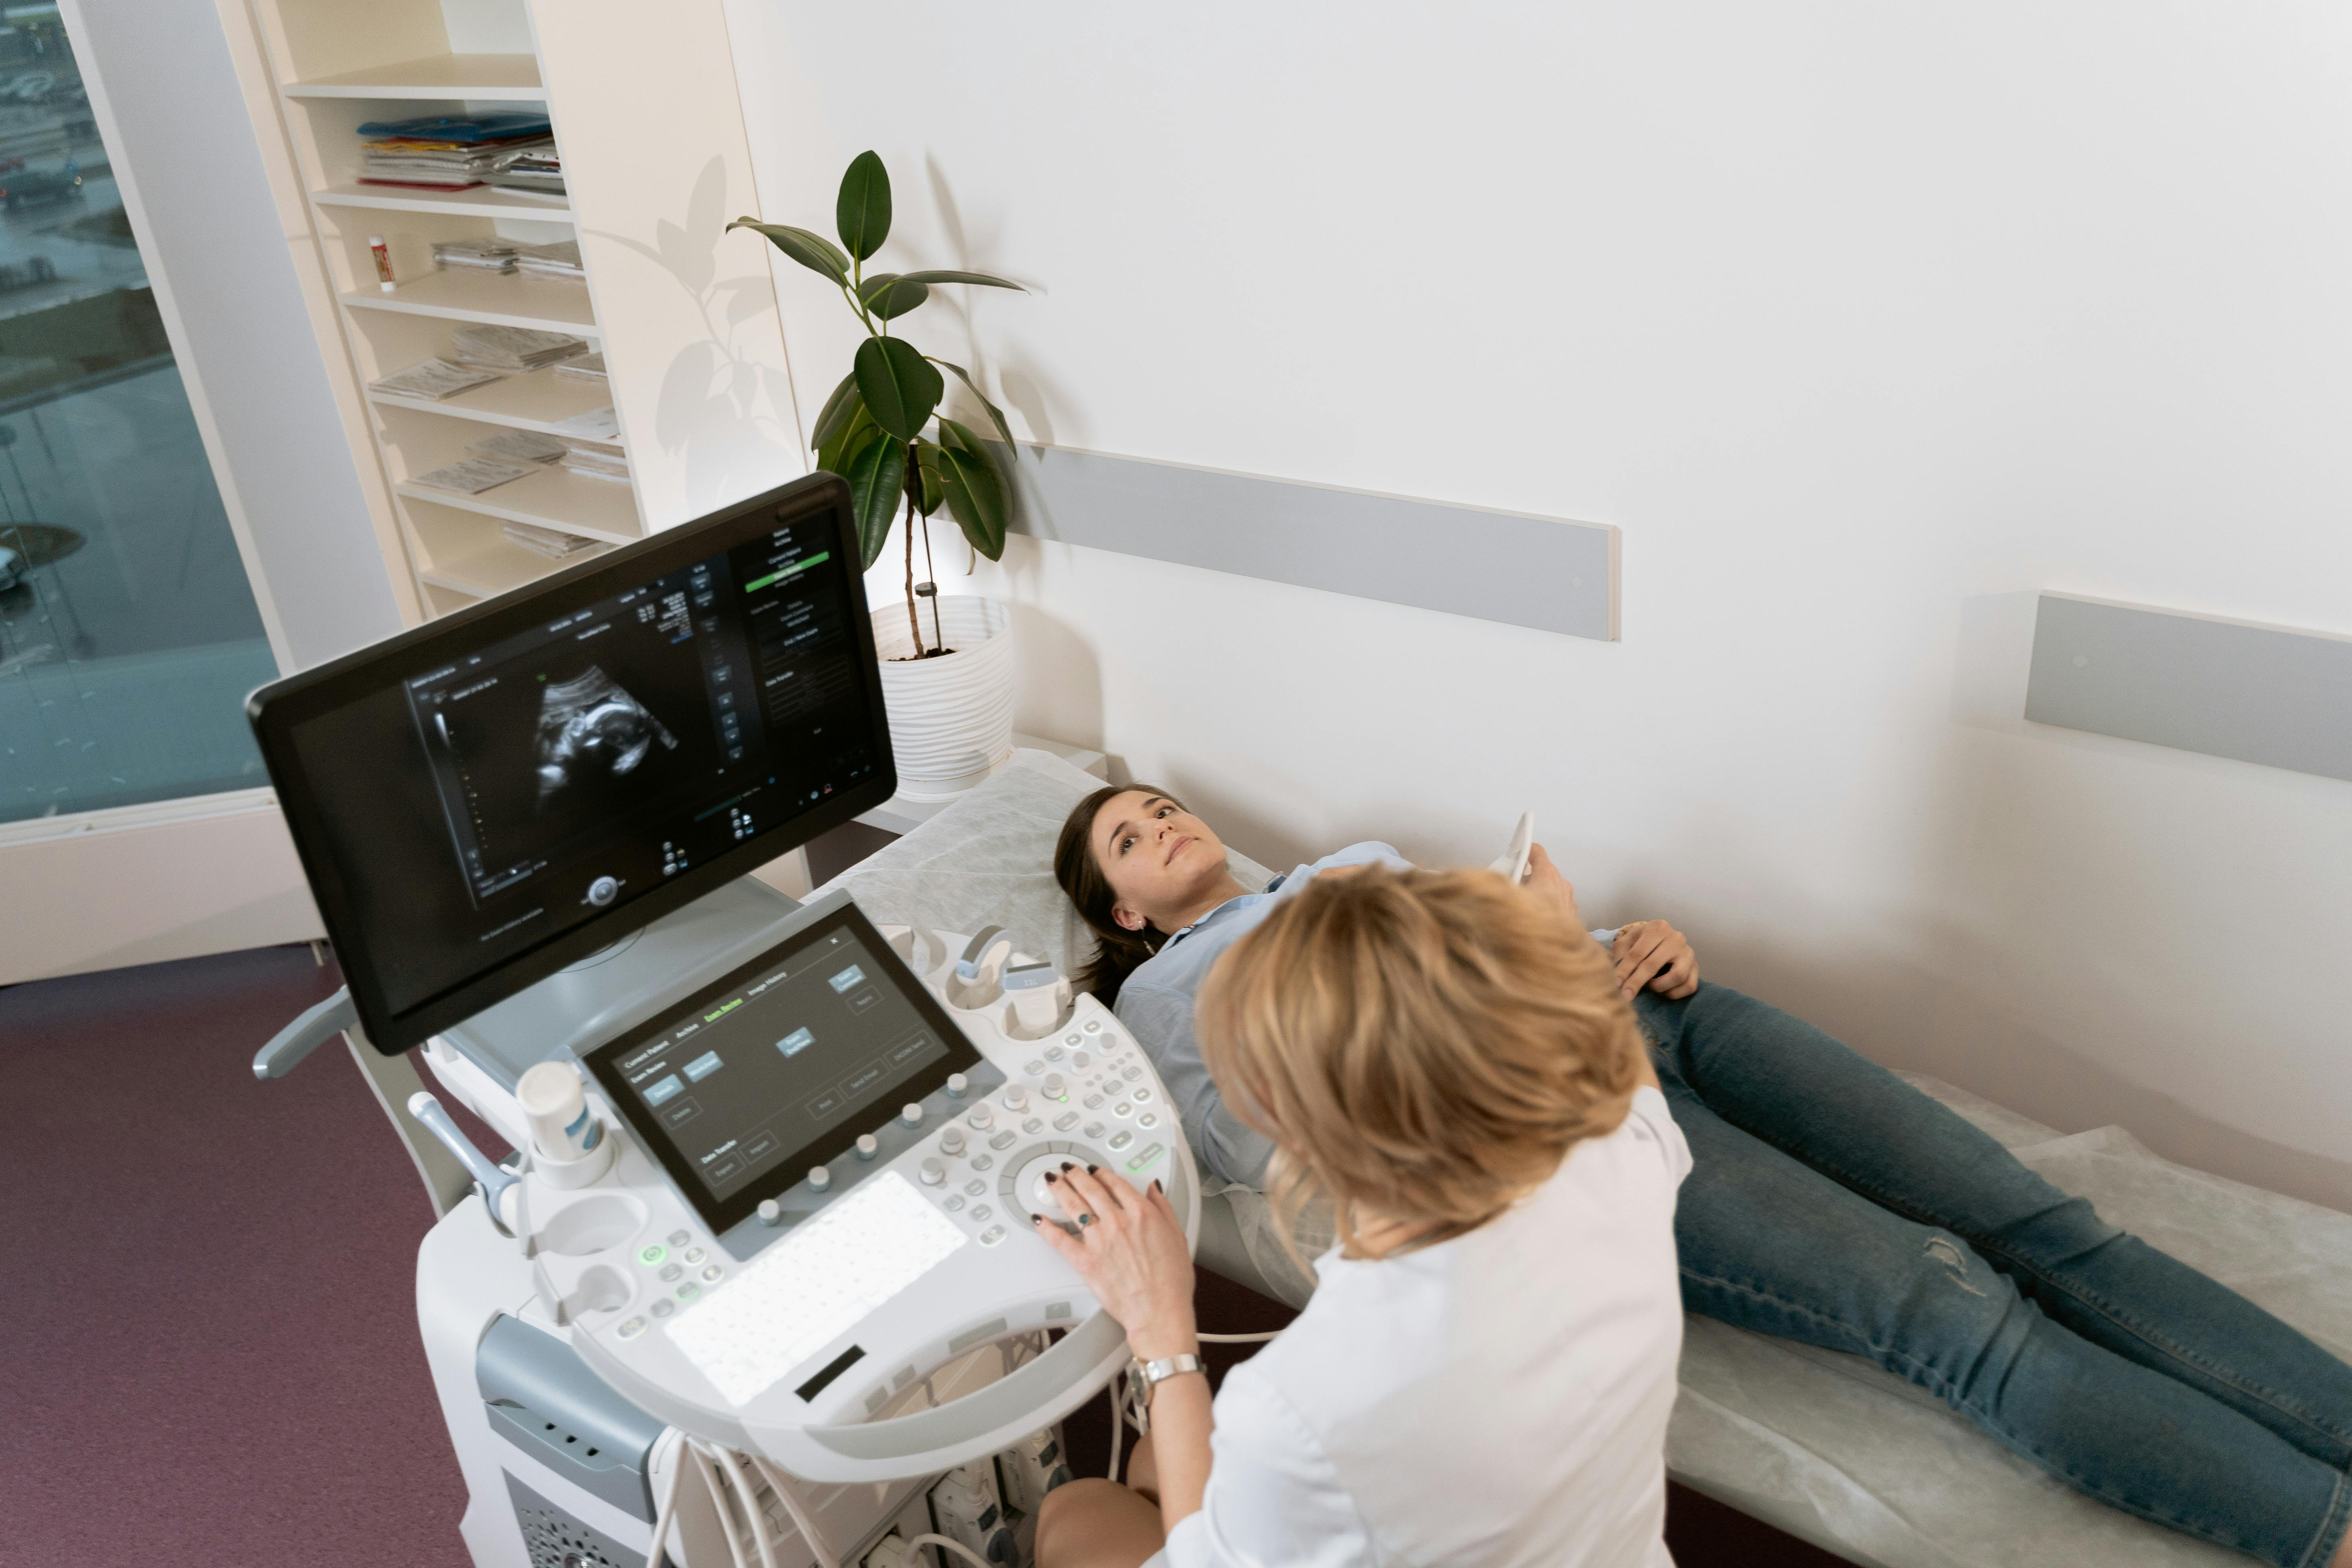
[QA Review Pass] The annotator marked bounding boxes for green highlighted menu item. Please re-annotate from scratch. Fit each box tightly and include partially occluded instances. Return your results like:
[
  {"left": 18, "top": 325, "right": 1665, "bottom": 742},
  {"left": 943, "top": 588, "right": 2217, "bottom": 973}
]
[{"left": 742, "top": 552, "right": 831, "bottom": 594}]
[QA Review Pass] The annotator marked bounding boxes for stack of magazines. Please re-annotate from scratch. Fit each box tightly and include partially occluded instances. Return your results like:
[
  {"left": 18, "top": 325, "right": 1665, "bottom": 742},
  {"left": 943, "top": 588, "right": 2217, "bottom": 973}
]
[
  {"left": 369, "top": 359, "right": 504, "bottom": 401},
  {"left": 490, "top": 143, "right": 564, "bottom": 197},
  {"left": 355, "top": 112, "right": 554, "bottom": 191},
  {"left": 468, "top": 429, "right": 567, "bottom": 466},
  {"left": 502, "top": 521, "right": 599, "bottom": 559},
  {"left": 449, "top": 324, "right": 589, "bottom": 373},
  {"left": 431, "top": 237, "right": 519, "bottom": 273},
  {"left": 554, "top": 352, "right": 606, "bottom": 385},
  {"left": 513, "top": 240, "right": 584, "bottom": 280},
  {"left": 558, "top": 437, "right": 630, "bottom": 484}
]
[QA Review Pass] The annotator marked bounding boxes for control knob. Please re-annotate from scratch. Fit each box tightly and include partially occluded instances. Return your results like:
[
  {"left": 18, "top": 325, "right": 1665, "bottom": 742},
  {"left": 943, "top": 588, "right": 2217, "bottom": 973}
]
[
  {"left": 757, "top": 1199, "right": 783, "bottom": 1227},
  {"left": 1041, "top": 1073, "right": 1068, "bottom": 1102},
  {"left": 940, "top": 1127, "right": 967, "bottom": 1156},
  {"left": 968, "top": 1105, "right": 994, "bottom": 1130},
  {"left": 854, "top": 1134, "right": 879, "bottom": 1162},
  {"left": 1003, "top": 1086, "right": 1029, "bottom": 1113},
  {"left": 808, "top": 1165, "right": 831, "bottom": 1192},
  {"left": 901, "top": 1103, "right": 924, "bottom": 1127},
  {"left": 945, "top": 1072, "right": 970, "bottom": 1099},
  {"left": 919, "top": 1158, "right": 946, "bottom": 1187}
]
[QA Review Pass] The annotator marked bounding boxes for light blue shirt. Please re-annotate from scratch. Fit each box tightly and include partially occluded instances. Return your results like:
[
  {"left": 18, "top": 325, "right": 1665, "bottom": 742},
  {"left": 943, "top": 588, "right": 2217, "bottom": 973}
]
[{"left": 1113, "top": 840, "right": 1616, "bottom": 1187}]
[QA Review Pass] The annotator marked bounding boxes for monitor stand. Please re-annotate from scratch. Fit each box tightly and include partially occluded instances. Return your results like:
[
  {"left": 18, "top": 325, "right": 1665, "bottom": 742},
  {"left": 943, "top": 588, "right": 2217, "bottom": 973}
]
[{"left": 441, "top": 875, "right": 805, "bottom": 1092}]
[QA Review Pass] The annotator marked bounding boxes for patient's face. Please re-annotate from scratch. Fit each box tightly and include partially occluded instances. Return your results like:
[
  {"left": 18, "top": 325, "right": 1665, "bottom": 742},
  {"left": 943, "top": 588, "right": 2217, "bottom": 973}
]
[{"left": 1089, "top": 790, "right": 1230, "bottom": 931}]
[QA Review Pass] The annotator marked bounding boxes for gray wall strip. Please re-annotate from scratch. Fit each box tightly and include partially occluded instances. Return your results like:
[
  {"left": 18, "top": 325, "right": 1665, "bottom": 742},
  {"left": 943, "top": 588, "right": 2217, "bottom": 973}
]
[
  {"left": 990, "top": 442, "right": 1619, "bottom": 641},
  {"left": 2024, "top": 594, "right": 2352, "bottom": 783}
]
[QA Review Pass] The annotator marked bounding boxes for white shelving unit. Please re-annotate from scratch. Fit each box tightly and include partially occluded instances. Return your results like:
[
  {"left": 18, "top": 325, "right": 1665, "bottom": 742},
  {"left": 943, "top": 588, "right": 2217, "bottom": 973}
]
[{"left": 235, "top": 0, "right": 806, "bottom": 622}]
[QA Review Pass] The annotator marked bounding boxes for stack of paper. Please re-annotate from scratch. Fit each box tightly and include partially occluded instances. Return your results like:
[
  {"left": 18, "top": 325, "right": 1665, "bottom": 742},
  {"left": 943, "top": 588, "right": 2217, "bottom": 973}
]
[
  {"left": 489, "top": 144, "right": 564, "bottom": 196},
  {"left": 449, "top": 324, "right": 589, "bottom": 372},
  {"left": 468, "top": 429, "right": 567, "bottom": 465},
  {"left": 513, "top": 240, "right": 584, "bottom": 281},
  {"left": 502, "top": 521, "right": 599, "bottom": 559},
  {"left": 355, "top": 113, "right": 554, "bottom": 191},
  {"left": 412, "top": 457, "right": 536, "bottom": 495},
  {"left": 554, "top": 352, "right": 606, "bottom": 385},
  {"left": 432, "top": 237, "right": 519, "bottom": 273},
  {"left": 369, "top": 359, "right": 503, "bottom": 401},
  {"left": 558, "top": 438, "right": 630, "bottom": 484}
]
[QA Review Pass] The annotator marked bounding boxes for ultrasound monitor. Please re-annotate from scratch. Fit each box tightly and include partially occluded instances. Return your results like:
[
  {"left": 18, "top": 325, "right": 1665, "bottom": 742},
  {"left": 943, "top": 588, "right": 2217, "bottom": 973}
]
[
  {"left": 249, "top": 473, "right": 897, "bottom": 1056},
  {"left": 580, "top": 895, "right": 983, "bottom": 1237}
]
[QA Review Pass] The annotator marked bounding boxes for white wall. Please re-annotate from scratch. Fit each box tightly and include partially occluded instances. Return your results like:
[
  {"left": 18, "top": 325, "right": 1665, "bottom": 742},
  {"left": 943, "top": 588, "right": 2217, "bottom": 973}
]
[{"left": 725, "top": 2, "right": 2352, "bottom": 1209}]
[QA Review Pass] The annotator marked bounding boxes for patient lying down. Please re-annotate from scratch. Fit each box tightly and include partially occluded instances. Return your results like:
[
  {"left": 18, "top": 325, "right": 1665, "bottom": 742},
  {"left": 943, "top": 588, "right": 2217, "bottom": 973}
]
[{"left": 1050, "top": 785, "right": 2352, "bottom": 1568}]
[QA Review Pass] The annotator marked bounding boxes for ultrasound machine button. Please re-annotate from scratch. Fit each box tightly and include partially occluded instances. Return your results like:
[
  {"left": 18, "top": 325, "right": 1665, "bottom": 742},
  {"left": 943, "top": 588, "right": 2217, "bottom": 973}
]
[
  {"left": 587, "top": 875, "right": 619, "bottom": 907},
  {"left": 989, "top": 1129, "right": 1017, "bottom": 1151},
  {"left": 970, "top": 1154, "right": 993, "bottom": 1172},
  {"left": 1072, "top": 1051, "right": 1091, "bottom": 1069},
  {"left": 677, "top": 1283, "right": 700, "bottom": 1301},
  {"left": 651, "top": 1299, "right": 675, "bottom": 1319},
  {"left": 1042, "top": 1073, "right": 1068, "bottom": 1101},
  {"left": 939, "top": 1128, "right": 967, "bottom": 1156},
  {"left": 638, "top": 1244, "right": 667, "bottom": 1267},
  {"left": 758, "top": 1199, "right": 783, "bottom": 1227},
  {"left": 700, "top": 1264, "right": 723, "bottom": 1282},
  {"left": 668, "top": 1229, "right": 691, "bottom": 1247},
  {"left": 945, "top": 1072, "right": 970, "bottom": 1099},
  {"left": 1084, "top": 1122, "right": 1106, "bottom": 1140},
  {"left": 980, "top": 1226, "right": 1007, "bottom": 1246},
  {"left": 920, "top": 1158, "right": 947, "bottom": 1187},
  {"left": 1122, "top": 1065, "right": 1143, "bottom": 1081},
  {"left": 1022, "top": 1062, "right": 1045, "bottom": 1078},
  {"left": 683, "top": 1246, "right": 705, "bottom": 1264},
  {"left": 1084, "top": 1019, "right": 1102, "bottom": 1033},
  {"left": 660, "top": 1263, "right": 683, "bottom": 1282},
  {"left": 1003, "top": 1087, "right": 1029, "bottom": 1112},
  {"left": 966, "top": 1179, "right": 987, "bottom": 1197},
  {"left": 1083, "top": 1093, "right": 1104, "bottom": 1110},
  {"left": 1064, "top": 1033, "right": 1083, "bottom": 1047},
  {"left": 1053, "top": 1111, "right": 1079, "bottom": 1131},
  {"left": 1044, "top": 1047, "right": 1064, "bottom": 1062},
  {"left": 1140, "top": 1113, "right": 1160, "bottom": 1128},
  {"left": 971, "top": 1205, "right": 992, "bottom": 1223},
  {"left": 944, "top": 1196, "right": 966, "bottom": 1212},
  {"left": 855, "top": 1134, "right": 879, "bottom": 1161},
  {"left": 1022, "top": 1117, "right": 1044, "bottom": 1134},
  {"left": 1133, "top": 1087, "right": 1153, "bottom": 1103},
  {"left": 968, "top": 1106, "right": 994, "bottom": 1131},
  {"left": 901, "top": 1103, "right": 925, "bottom": 1127},
  {"left": 1109, "top": 1131, "right": 1134, "bottom": 1150},
  {"left": 1113, "top": 1103, "right": 1132, "bottom": 1118},
  {"left": 808, "top": 1165, "right": 832, "bottom": 1192},
  {"left": 618, "top": 1316, "right": 648, "bottom": 1339}
]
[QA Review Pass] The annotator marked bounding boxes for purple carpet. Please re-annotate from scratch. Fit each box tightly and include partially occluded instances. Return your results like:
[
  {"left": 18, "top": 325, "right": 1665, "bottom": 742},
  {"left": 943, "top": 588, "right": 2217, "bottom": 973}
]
[{"left": 0, "top": 939, "right": 1836, "bottom": 1568}]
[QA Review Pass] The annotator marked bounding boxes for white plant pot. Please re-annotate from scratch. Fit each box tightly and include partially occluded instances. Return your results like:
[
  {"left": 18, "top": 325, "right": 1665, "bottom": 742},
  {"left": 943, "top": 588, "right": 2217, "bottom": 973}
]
[{"left": 871, "top": 595, "right": 1017, "bottom": 800}]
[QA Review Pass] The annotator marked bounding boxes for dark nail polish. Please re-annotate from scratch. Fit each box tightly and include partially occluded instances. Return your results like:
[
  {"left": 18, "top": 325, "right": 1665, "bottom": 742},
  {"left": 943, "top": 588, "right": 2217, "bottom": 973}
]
[
  {"left": 1060, "top": 1161, "right": 1074, "bottom": 1170},
  {"left": 1030, "top": 1214, "right": 1043, "bottom": 1225},
  {"left": 1045, "top": 1172, "right": 1058, "bottom": 1183},
  {"left": 1088, "top": 1164, "right": 1101, "bottom": 1175}
]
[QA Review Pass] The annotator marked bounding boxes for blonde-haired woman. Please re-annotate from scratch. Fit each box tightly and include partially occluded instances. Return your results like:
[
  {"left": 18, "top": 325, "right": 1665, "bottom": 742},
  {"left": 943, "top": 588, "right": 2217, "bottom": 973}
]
[{"left": 1029, "top": 864, "right": 1691, "bottom": 1568}]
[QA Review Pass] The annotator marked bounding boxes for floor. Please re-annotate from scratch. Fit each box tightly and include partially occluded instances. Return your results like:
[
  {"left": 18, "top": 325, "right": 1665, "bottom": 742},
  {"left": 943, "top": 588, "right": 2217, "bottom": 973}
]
[{"left": 0, "top": 919, "right": 1843, "bottom": 1568}]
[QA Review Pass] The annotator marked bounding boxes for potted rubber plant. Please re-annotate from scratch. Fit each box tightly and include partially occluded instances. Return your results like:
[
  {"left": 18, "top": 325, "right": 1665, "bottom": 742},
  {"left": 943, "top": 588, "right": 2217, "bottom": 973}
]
[{"left": 730, "top": 151, "right": 1028, "bottom": 798}]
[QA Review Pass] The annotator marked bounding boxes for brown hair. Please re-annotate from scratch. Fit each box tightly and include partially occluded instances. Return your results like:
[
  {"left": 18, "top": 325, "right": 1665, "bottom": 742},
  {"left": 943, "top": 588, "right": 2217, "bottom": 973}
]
[
  {"left": 1197, "top": 864, "right": 1645, "bottom": 1258},
  {"left": 1053, "top": 782, "right": 1187, "bottom": 1004}
]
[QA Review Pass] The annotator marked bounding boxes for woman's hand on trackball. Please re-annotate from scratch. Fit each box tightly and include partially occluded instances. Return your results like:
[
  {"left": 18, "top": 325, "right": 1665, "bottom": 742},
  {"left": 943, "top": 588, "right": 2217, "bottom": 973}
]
[{"left": 1030, "top": 1163, "right": 1199, "bottom": 1362}]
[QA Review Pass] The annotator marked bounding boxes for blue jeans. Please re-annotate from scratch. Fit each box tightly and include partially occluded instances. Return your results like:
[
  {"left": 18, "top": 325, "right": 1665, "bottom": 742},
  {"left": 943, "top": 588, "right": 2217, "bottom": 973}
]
[{"left": 1637, "top": 983, "right": 2352, "bottom": 1568}]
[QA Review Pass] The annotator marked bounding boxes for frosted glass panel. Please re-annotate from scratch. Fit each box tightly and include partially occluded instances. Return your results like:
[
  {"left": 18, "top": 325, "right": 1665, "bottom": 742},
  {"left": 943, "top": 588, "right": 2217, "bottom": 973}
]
[{"left": 0, "top": 14, "right": 275, "bottom": 824}]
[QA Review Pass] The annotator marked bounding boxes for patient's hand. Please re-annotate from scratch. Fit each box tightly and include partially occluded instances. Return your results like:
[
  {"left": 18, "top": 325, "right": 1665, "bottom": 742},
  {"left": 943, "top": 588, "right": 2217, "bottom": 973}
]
[
  {"left": 1614, "top": 921, "right": 1698, "bottom": 1000},
  {"left": 1525, "top": 844, "right": 1584, "bottom": 931}
]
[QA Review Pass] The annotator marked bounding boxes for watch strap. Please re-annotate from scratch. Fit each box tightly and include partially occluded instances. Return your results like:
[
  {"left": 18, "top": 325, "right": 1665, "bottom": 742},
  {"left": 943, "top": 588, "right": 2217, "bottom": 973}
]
[{"left": 1140, "top": 1352, "right": 1206, "bottom": 1390}]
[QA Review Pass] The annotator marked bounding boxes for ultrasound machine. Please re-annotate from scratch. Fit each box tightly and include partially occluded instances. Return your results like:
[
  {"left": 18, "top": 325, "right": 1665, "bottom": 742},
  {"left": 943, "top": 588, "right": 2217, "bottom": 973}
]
[{"left": 247, "top": 475, "right": 1199, "bottom": 1568}]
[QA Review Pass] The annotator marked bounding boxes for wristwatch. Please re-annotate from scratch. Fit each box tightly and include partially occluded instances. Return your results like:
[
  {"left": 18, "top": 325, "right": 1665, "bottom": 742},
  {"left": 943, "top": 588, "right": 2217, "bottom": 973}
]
[{"left": 1140, "top": 1352, "right": 1206, "bottom": 1393}]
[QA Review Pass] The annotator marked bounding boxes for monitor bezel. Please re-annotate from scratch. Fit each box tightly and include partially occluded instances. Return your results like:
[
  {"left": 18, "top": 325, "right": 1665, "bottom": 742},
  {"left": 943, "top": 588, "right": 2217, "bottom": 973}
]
[
  {"left": 248, "top": 473, "right": 897, "bottom": 1057},
  {"left": 579, "top": 896, "right": 984, "bottom": 1238}
]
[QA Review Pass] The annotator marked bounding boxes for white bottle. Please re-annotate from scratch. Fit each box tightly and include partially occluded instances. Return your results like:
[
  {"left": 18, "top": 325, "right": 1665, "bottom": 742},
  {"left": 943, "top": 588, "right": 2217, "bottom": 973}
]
[{"left": 517, "top": 1060, "right": 602, "bottom": 1161}]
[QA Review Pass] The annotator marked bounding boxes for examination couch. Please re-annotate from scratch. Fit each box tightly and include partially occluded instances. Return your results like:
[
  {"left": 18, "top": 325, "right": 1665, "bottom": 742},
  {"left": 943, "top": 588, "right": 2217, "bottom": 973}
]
[{"left": 810, "top": 748, "right": 2352, "bottom": 1568}]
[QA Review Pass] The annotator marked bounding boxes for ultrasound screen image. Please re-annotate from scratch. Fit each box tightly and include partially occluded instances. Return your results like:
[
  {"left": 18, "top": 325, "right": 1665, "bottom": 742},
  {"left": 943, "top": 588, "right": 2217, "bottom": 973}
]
[{"left": 535, "top": 666, "right": 679, "bottom": 804}]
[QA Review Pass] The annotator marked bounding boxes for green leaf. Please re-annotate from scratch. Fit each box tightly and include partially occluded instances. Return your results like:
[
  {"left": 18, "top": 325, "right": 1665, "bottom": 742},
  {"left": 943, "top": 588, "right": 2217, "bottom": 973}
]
[
  {"left": 858, "top": 272, "right": 931, "bottom": 321},
  {"left": 836, "top": 151, "right": 891, "bottom": 262},
  {"left": 809, "top": 371, "right": 862, "bottom": 451},
  {"left": 815, "top": 399, "right": 874, "bottom": 477},
  {"left": 854, "top": 335, "right": 943, "bottom": 441},
  {"left": 895, "top": 269, "right": 1027, "bottom": 292},
  {"left": 726, "top": 218, "right": 849, "bottom": 285},
  {"left": 913, "top": 438, "right": 946, "bottom": 517},
  {"left": 928, "top": 361, "right": 1020, "bottom": 461},
  {"left": 841, "top": 428, "right": 907, "bottom": 569},
  {"left": 937, "top": 441, "right": 1007, "bottom": 561}
]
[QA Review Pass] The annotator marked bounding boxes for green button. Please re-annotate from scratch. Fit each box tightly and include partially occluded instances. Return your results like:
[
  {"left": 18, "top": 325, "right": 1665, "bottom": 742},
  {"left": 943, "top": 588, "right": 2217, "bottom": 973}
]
[
  {"left": 638, "top": 1244, "right": 666, "bottom": 1267},
  {"left": 677, "top": 1282, "right": 700, "bottom": 1302},
  {"left": 1126, "top": 1142, "right": 1166, "bottom": 1173}
]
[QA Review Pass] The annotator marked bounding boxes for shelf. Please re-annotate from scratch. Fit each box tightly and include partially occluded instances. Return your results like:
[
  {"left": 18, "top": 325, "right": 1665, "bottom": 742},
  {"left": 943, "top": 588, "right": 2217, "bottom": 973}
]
[
  {"left": 283, "top": 54, "right": 544, "bottom": 100},
  {"left": 369, "top": 365, "right": 613, "bottom": 435},
  {"left": 342, "top": 268, "right": 598, "bottom": 335},
  {"left": 420, "top": 580, "right": 484, "bottom": 618},
  {"left": 397, "top": 464, "right": 641, "bottom": 542},
  {"left": 314, "top": 182, "right": 571, "bottom": 223},
  {"left": 418, "top": 534, "right": 608, "bottom": 599}
]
